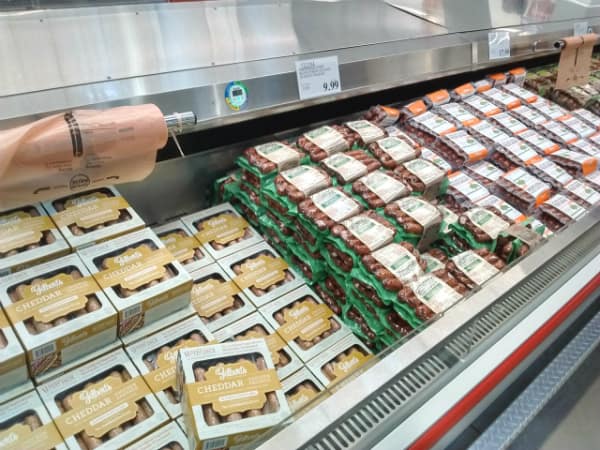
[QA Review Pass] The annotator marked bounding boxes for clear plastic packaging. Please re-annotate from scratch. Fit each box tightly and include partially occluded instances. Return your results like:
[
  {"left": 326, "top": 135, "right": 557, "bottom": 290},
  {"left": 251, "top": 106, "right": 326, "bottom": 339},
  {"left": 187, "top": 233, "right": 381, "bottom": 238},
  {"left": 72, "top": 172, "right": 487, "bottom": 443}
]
[
  {"left": 446, "top": 248, "right": 505, "bottom": 290},
  {"left": 445, "top": 171, "right": 491, "bottom": 212},
  {"left": 519, "top": 129, "right": 560, "bottom": 155},
  {"left": 450, "top": 83, "right": 477, "bottom": 101},
  {"left": 500, "top": 82, "right": 537, "bottom": 103},
  {"left": 436, "top": 102, "right": 481, "bottom": 127},
  {"left": 479, "top": 87, "right": 521, "bottom": 110},
  {"left": 537, "top": 194, "right": 587, "bottom": 231},
  {"left": 488, "top": 112, "right": 528, "bottom": 136},
  {"left": 363, "top": 105, "right": 401, "bottom": 127},
  {"left": 154, "top": 220, "right": 213, "bottom": 273},
  {"left": 394, "top": 158, "right": 447, "bottom": 199},
  {"left": 562, "top": 179, "right": 600, "bottom": 208},
  {"left": 549, "top": 149, "right": 598, "bottom": 177},
  {"left": 466, "top": 119, "right": 511, "bottom": 149},
  {"left": 509, "top": 104, "right": 548, "bottom": 129},
  {"left": 405, "top": 111, "right": 457, "bottom": 146},
  {"left": 537, "top": 120, "right": 579, "bottom": 146},
  {"left": 526, "top": 157, "right": 573, "bottom": 190},
  {"left": 297, "top": 125, "right": 356, "bottom": 162},
  {"left": 463, "top": 161, "right": 505, "bottom": 189},
  {"left": 424, "top": 89, "right": 451, "bottom": 108},
  {"left": 529, "top": 98, "right": 569, "bottom": 121},
  {"left": 571, "top": 108, "right": 600, "bottom": 130},
  {"left": 368, "top": 135, "right": 421, "bottom": 169},
  {"left": 462, "top": 94, "right": 502, "bottom": 118},
  {"left": 321, "top": 150, "right": 381, "bottom": 184},
  {"left": 420, "top": 148, "right": 453, "bottom": 174},
  {"left": 495, "top": 168, "right": 551, "bottom": 213},
  {"left": 352, "top": 170, "right": 410, "bottom": 209},
  {"left": 490, "top": 137, "right": 540, "bottom": 170},
  {"left": 569, "top": 138, "right": 600, "bottom": 158},
  {"left": 343, "top": 120, "right": 387, "bottom": 146},
  {"left": 487, "top": 73, "right": 508, "bottom": 87},
  {"left": 437, "top": 130, "right": 489, "bottom": 168},
  {"left": 557, "top": 115, "right": 596, "bottom": 139}
]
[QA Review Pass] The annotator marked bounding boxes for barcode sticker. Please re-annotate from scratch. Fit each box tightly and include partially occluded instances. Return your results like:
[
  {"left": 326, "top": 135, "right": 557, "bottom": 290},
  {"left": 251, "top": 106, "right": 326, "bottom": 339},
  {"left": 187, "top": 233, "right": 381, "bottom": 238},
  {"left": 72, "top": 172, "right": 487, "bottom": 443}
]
[
  {"left": 33, "top": 342, "right": 56, "bottom": 360},
  {"left": 203, "top": 438, "right": 228, "bottom": 450},
  {"left": 123, "top": 304, "right": 142, "bottom": 320}
]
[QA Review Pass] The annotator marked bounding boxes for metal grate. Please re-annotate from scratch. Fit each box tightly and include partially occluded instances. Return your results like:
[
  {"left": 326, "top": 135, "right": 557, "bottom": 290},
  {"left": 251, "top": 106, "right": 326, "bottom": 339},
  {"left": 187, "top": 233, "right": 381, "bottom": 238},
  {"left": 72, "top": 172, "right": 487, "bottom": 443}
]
[{"left": 303, "top": 228, "right": 600, "bottom": 450}]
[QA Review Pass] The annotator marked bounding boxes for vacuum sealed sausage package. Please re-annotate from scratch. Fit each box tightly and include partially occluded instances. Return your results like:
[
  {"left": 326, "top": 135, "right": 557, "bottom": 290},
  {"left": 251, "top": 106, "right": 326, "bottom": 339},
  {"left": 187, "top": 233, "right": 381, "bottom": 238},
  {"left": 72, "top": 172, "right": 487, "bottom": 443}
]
[
  {"left": 479, "top": 87, "right": 521, "bottom": 110},
  {"left": 488, "top": 112, "right": 528, "bottom": 136},
  {"left": 463, "top": 161, "right": 505, "bottom": 189},
  {"left": 297, "top": 125, "right": 356, "bottom": 162},
  {"left": 537, "top": 194, "right": 587, "bottom": 231},
  {"left": 123, "top": 422, "right": 190, "bottom": 450},
  {"left": 444, "top": 172, "right": 491, "bottom": 212},
  {"left": 462, "top": 95, "right": 502, "bottom": 118},
  {"left": 363, "top": 105, "right": 401, "bottom": 127},
  {"left": 0, "top": 253, "right": 117, "bottom": 381},
  {"left": 38, "top": 348, "right": 169, "bottom": 450},
  {"left": 181, "top": 203, "right": 264, "bottom": 260},
  {"left": 343, "top": 120, "right": 386, "bottom": 147},
  {"left": 557, "top": 115, "right": 596, "bottom": 139},
  {"left": 320, "top": 150, "right": 381, "bottom": 185},
  {"left": 537, "top": 121, "right": 579, "bottom": 146},
  {"left": 281, "top": 367, "right": 327, "bottom": 414},
  {"left": 190, "top": 263, "right": 255, "bottom": 332},
  {"left": 526, "top": 157, "right": 573, "bottom": 190},
  {"left": 435, "top": 102, "right": 481, "bottom": 127},
  {"left": 79, "top": 228, "right": 192, "bottom": 337},
  {"left": 368, "top": 135, "right": 421, "bottom": 169},
  {"left": 568, "top": 138, "right": 600, "bottom": 159},
  {"left": 571, "top": 108, "right": 600, "bottom": 130},
  {"left": 0, "top": 390, "right": 67, "bottom": 450},
  {"left": 213, "top": 312, "right": 303, "bottom": 380},
  {"left": 420, "top": 148, "right": 454, "bottom": 174},
  {"left": 500, "top": 83, "right": 538, "bottom": 104},
  {"left": 518, "top": 129, "right": 560, "bottom": 155},
  {"left": 450, "top": 83, "right": 477, "bottom": 101},
  {"left": 548, "top": 149, "right": 598, "bottom": 177},
  {"left": 421, "top": 248, "right": 448, "bottom": 273},
  {"left": 437, "top": 130, "right": 490, "bottom": 168},
  {"left": 585, "top": 171, "right": 600, "bottom": 190},
  {"left": 508, "top": 67, "right": 528, "bottom": 86},
  {"left": 0, "top": 203, "right": 70, "bottom": 276},
  {"left": 0, "top": 307, "right": 28, "bottom": 395},
  {"left": 405, "top": 111, "right": 457, "bottom": 146},
  {"left": 176, "top": 340, "right": 291, "bottom": 450},
  {"left": 394, "top": 158, "right": 447, "bottom": 199},
  {"left": 238, "top": 141, "right": 305, "bottom": 189},
  {"left": 562, "top": 179, "right": 600, "bottom": 208},
  {"left": 351, "top": 170, "right": 411, "bottom": 209},
  {"left": 450, "top": 207, "right": 511, "bottom": 251},
  {"left": 154, "top": 220, "right": 213, "bottom": 273},
  {"left": 424, "top": 89, "right": 452, "bottom": 108},
  {"left": 491, "top": 137, "right": 541, "bottom": 171},
  {"left": 220, "top": 242, "right": 303, "bottom": 308},
  {"left": 383, "top": 197, "right": 442, "bottom": 249},
  {"left": 446, "top": 248, "right": 505, "bottom": 290},
  {"left": 260, "top": 285, "right": 351, "bottom": 362},
  {"left": 495, "top": 168, "right": 551, "bottom": 213},
  {"left": 508, "top": 104, "right": 548, "bottom": 129},
  {"left": 465, "top": 119, "right": 511, "bottom": 149},
  {"left": 42, "top": 186, "right": 145, "bottom": 250},
  {"left": 125, "top": 316, "right": 214, "bottom": 419},
  {"left": 529, "top": 97, "right": 569, "bottom": 121}
]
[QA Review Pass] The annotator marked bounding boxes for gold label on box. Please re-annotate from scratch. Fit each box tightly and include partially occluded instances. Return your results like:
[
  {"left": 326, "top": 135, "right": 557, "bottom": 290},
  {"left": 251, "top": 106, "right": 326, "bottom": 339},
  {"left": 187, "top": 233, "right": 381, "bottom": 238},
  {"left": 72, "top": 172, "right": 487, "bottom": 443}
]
[
  {"left": 278, "top": 300, "right": 333, "bottom": 342},
  {"left": 54, "top": 193, "right": 129, "bottom": 229},
  {"left": 195, "top": 213, "right": 248, "bottom": 245},
  {"left": 234, "top": 255, "right": 288, "bottom": 290},
  {"left": 191, "top": 279, "right": 239, "bottom": 318},
  {"left": 287, "top": 385, "right": 319, "bottom": 412},
  {"left": 146, "top": 339, "right": 203, "bottom": 393},
  {"left": 331, "top": 348, "right": 372, "bottom": 381},
  {"left": 0, "top": 212, "right": 54, "bottom": 253},
  {"left": 160, "top": 232, "right": 199, "bottom": 263},
  {"left": 235, "top": 329, "right": 286, "bottom": 365},
  {"left": 0, "top": 422, "right": 63, "bottom": 450}
]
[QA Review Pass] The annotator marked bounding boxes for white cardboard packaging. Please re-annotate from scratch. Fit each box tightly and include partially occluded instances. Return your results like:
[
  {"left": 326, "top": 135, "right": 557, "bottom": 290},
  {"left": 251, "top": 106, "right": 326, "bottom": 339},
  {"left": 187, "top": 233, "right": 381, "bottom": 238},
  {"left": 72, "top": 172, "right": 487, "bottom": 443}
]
[
  {"left": 0, "top": 307, "right": 28, "bottom": 396},
  {"left": 125, "top": 315, "right": 215, "bottom": 419},
  {"left": 259, "top": 285, "right": 351, "bottom": 363},
  {"left": 123, "top": 421, "right": 190, "bottom": 450},
  {"left": 282, "top": 367, "right": 327, "bottom": 414},
  {"left": 42, "top": 186, "right": 145, "bottom": 250},
  {"left": 78, "top": 228, "right": 192, "bottom": 337},
  {"left": 153, "top": 219, "right": 214, "bottom": 273}
]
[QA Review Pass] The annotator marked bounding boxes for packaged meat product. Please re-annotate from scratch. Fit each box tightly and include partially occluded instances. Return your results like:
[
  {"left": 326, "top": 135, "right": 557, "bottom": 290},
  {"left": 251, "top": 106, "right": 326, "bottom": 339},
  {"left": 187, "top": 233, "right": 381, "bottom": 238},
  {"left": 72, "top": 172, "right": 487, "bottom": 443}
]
[
  {"left": 562, "top": 179, "right": 600, "bottom": 208},
  {"left": 0, "top": 390, "right": 67, "bottom": 450},
  {"left": 476, "top": 194, "right": 527, "bottom": 224},
  {"left": 154, "top": 220, "right": 213, "bottom": 273},
  {"left": 189, "top": 263, "right": 255, "bottom": 332},
  {"left": 479, "top": 87, "right": 521, "bottom": 110},
  {"left": 489, "top": 112, "right": 528, "bottom": 136},
  {"left": 557, "top": 115, "right": 596, "bottom": 139},
  {"left": 383, "top": 197, "right": 442, "bottom": 249},
  {"left": 42, "top": 186, "right": 145, "bottom": 250},
  {"left": 487, "top": 73, "right": 508, "bottom": 87},
  {"left": 282, "top": 367, "right": 327, "bottom": 414},
  {"left": 213, "top": 312, "right": 303, "bottom": 380},
  {"left": 438, "top": 130, "right": 490, "bottom": 167},
  {"left": 527, "top": 157, "right": 573, "bottom": 190},
  {"left": 343, "top": 120, "right": 386, "bottom": 146},
  {"left": 320, "top": 150, "right": 381, "bottom": 184},
  {"left": 125, "top": 316, "right": 214, "bottom": 419},
  {"left": 496, "top": 168, "right": 551, "bottom": 213},
  {"left": 39, "top": 348, "right": 169, "bottom": 450},
  {"left": 568, "top": 138, "right": 600, "bottom": 159},
  {"left": 230, "top": 184, "right": 264, "bottom": 229},
  {"left": 238, "top": 141, "right": 304, "bottom": 188},
  {"left": 297, "top": 125, "right": 355, "bottom": 162},
  {"left": 405, "top": 111, "right": 457, "bottom": 146},
  {"left": 398, "top": 271, "right": 467, "bottom": 321},
  {"left": 177, "top": 340, "right": 290, "bottom": 450},
  {"left": 421, "top": 147, "right": 453, "bottom": 174},
  {"left": 123, "top": 422, "right": 190, "bottom": 450},
  {"left": 368, "top": 135, "right": 421, "bottom": 169},
  {"left": 474, "top": 79, "right": 493, "bottom": 93},
  {"left": 0, "top": 308, "right": 28, "bottom": 395},
  {"left": 537, "top": 121, "right": 579, "bottom": 146},
  {"left": 78, "top": 228, "right": 192, "bottom": 337},
  {"left": 501, "top": 83, "right": 537, "bottom": 103},
  {"left": 351, "top": 170, "right": 410, "bottom": 209},
  {"left": 446, "top": 248, "right": 505, "bottom": 290},
  {"left": 402, "top": 100, "right": 428, "bottom": 120},
  {"left": 584, "top": 171, "right": 600, "bottom": 190},
  {"left": 529, "top": 98, "right": 569, "bottom": 120},
  {"left": 297, "top": 187, "right": 363, "bottom": 237},
  {"left": 466, "top": 119, "right": 511, "bottom": 149},
  {"left": 491, "top": 137, "right": 540, "bottom": 170},
  {"left": 452, "top": 207, "right": 511, "bottom": 251},
  {"left": 495, "top": 222, "right": 543, "bottom": 262},
  {"left": 261, "top": 285, "right": 351, "bottom": 362},
  {"left": 548, "top": 149, "right": 598, "bottom": 176},
  {"left": 306, "top": 334, "right": 373, "bottom": 387},
  {"left": 462, "top": 95, "right": 502, "bottom": 118},
  {"left": 537, "top": 194, "right": 587, "bottom": 231},
  {"left": 363, "top": 105, "right": 401, "bottom": 127},
  {"left": 450, "top": 83, "right": 477, "bottom": 100},
  {"left": 0, "top": 203, "right": 70, "bottom": 277},
  {"left": 287, "top": 239, "right": 327, "bottom": 284},
  {"left": 422, "top": 248, "right": 448, "bottom": 273},
  {"left": 424, "top": 89, "right": 451, "bottom": 108},
  {"left": 436, "top": 102, "right": 481, "bottom": 127},
  {"left": 445, "top": 172, "right": 491, "bottom": 212},
  {"left": 571, "top": 108, "right": 600, "bottom": 130},
  {"left": 324, "top": 211, "right": 397, "bottom": 273},
  {"left": 508, "top": 67, "right": 527, "bottom": 86},
  {"left": 463, "top": 161, "right": 505, "bottom": 189},
  {"left": 181, "top": 203, "right": 263, "bottom": 260},
  {"left": 0, "top": 253, "right": 117, "bottom": 381},
  {"left": 509, "top": 104, "right": 548, "bottom": 129},
  {"left": 394, "top": 158, "right": 447, "bottom": 199},
  {"left": 519, "top": 129, "right": 560, "bottom": 155}
]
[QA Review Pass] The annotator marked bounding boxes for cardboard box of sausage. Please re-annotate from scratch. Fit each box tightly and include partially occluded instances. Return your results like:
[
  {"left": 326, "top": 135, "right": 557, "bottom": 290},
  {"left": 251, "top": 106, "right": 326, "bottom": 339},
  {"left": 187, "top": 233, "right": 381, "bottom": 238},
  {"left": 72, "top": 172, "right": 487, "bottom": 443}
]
[
  {"left": 0, "top": 253, "right": 118, "bottom": 381},
  {"left": 123, "top": 421, "right": 190, "bottom": 450},
  {"left": 79, "top": 228, "right": 192, "bottom": 337},
  {"left": 0, "top": 390, "right": 67, "bottom": 450},
  {"left": 42, "top": 186, "right": 145, "bottom": 250},
  {"left": 219, "top": 242, "right": 303, "bottom": 308},
  {"left": 260, "top": 285, "right": 351, "bottom": 363},
  {"left": 189, "top": 263, "right": 255, "bottom": 333},
  {"left": 282, "top": 367, "right": 327, "bottom": 414},
  {"left": 0, "top": 203, "right": 70, "bottom": 277},
  {"left": 0, "top": 307, "right": 28, "bottom": 396},
  {"left": 126, "top": 315, "right": 214, "bottom": 419},
  {"left": 214, "top": 312, "right": 302, "bottom": 380},
  {"left": 306, "top": 334, "right": 374, "bottom": 387},
  {"left": 180, "top": 203, "right": 263, "bottom": 261},
  {"left": 176, "top": 340, "right": 291, "bottom": 450},
  {"left": 38, "top": 348, "right": 169, "bottom": 450},
  {"left": 153, "top": 220, "right": 214, "bottom": 273}
]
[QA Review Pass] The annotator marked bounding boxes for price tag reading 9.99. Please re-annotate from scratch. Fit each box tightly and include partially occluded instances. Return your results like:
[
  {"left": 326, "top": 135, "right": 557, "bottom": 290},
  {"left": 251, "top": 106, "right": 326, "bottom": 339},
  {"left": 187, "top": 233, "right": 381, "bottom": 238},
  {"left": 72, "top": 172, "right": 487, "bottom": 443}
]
[{"left": 296, "top": 56, "right": 342, "bottom": 100}]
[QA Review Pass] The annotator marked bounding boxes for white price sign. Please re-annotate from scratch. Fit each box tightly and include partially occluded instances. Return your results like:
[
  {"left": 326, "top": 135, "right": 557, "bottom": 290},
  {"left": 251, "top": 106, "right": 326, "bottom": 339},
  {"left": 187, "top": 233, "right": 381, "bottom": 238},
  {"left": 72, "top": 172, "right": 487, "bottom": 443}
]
[
  {"left": 488, "top": 31, "right": 511, "bottom": 60},
  {"left": 295, "top": 56, "right": 342, "bottom": 100},
  {"left": 574, "top": 21, "right": 589, "bottom": 36}
]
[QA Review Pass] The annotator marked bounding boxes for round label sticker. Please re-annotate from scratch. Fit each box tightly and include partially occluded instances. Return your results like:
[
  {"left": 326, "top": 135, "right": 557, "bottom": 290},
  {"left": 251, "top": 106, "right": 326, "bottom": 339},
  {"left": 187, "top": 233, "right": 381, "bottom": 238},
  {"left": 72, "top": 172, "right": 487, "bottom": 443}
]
[{"left": 224, "top": 81, "right": 248, "bottom": 111}]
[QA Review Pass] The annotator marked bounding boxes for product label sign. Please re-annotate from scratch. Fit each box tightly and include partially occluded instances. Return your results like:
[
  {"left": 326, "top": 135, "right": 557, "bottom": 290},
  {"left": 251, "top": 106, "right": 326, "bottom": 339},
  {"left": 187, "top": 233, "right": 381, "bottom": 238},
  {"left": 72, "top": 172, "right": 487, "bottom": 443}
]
[
  {"left": 196, "top": 213, "right": 249, "bottom": 245},
  {"left": 296, "top": 56, "right": 342, "bottom": 100},
  {"left": 281, "top": 165, "right": 330, "bottom": 196},
  {"left": 312, "top": 188, "right": 361, "bottom": 223},
  {"left": 452, "top": 251, "right": 499, "bottom": 286},
  {"left": 255, "top": 142, "right": 300, "bottom": 170}
]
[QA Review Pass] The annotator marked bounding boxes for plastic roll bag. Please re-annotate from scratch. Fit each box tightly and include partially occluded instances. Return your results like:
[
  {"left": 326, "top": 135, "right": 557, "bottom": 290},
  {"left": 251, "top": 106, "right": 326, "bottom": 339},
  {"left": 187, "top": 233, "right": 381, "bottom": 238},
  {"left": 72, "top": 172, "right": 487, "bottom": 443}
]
[{"left": 0, "top": 104, "right": 168, "bottom": 209}]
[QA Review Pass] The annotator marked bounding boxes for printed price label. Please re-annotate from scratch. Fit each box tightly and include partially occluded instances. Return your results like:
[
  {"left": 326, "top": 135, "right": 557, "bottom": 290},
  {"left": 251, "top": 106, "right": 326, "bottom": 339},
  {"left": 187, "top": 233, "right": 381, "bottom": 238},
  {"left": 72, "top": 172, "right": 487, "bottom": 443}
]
[
  {"left": 574, "top": 21, "right": 589, "bottom": 36},
  {"left": 296, "top": 56, "right": 342, "bottom": 100},
  {"left": 488, "top": 31, "right": 511, "bottom": 60}
]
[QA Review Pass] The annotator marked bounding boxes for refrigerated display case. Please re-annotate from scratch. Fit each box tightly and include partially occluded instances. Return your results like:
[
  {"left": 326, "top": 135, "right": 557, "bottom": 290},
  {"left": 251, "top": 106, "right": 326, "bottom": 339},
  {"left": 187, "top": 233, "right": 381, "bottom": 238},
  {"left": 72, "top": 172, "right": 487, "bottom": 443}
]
[{"left": 2, "top": 1, "right": 600, "bottom": 449}]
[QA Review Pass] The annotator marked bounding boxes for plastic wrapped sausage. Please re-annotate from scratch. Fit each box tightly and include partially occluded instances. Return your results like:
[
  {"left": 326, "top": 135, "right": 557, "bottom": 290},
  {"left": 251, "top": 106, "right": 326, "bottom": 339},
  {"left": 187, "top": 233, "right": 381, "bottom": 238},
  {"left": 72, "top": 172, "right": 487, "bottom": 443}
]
[
  {"left": 529, "top": 97, "right": 569, "bottom": 121},
  {"left": 463, "top": 161, "right": 505, "bottom": 189},
  {"left": 500, "top": 83, "right": 537, "bottom": 103},
  {"left": 405, "top": 111, "right": 457, "bottom": 146},
  {"left": 297, "top": 187, "right": 363, "bottom": 234},
  {"left": 351, "top": 170, "right": 410, "bottom": 208},
  {"left": 537, "top": 194, "right": 587, "bottom": 231},
  {"left": 488, "top": 112, "right": 528, "bottom": 136},
  {"left": 495, "top": 168, "right": 551, "bottom": 214},
  {"left": 490, "top": 137, "right": 541, "bottom": 171},
  {"left": 297, "top": 125, "right": 356, "bottom": 162},
  {"left": 420, "top": 147, "right": 453, "bottom": 174},
  {"left": 274, "top": 166, "right": 331, "bottom": 205},
  {"left": 526, "top": 157, "right": 573, "bottom": 190},
  {"left": 240, "top": 141, "right": 302, "bottom": 179},
  {"left": 466, "top": 119, "right": 511, "bottom": 149},
  {"left": 562, "top": 179, "right": 600, "bottom": 208},
  {"left": 446, "top": 248, "right": 505, "bottom": 290},
  {"left": 368, "top": 135, "right": 421, "bottom": 169},
  {"left": 518, "top": 129, "right": 560, "bottom": 155},
  {"left": 568, "top": 138, "right": 600, "bottom": 159},
  {"left": 508, "top": 104, "right": 548, "bottom": 129},
  {"left": 451, "top": 207, "right": 511, "bottom": 251},
  {"left": 444, "top": 172, "right": 491, "bottom": 213},
  {"left": 343, "top": 120, "right": 387, "bottom": 146},
  {"left": 321, "top": 150, "right": 381, "bottom": 184},
  {"left": 363, "top": 105, "right": 401, "bottom": 127},
  {"left": 537, "top": 121, "right": 579, "bottom": 146},
  {"left": 479, "top": 87, "right": 521, "bottom": 110},
  {"left": 462, "top": 95, "right": 502, "bottom": 119},
  {"left": 548, "top": 149, "right": 598, "bottom": 177},
  {"left": 436, "top": 130, "right": 490, "bottom": 168},
  {"left": 394, "top": 158, "right": 446, "bottom": 199},
  {"left": 436, "top": 102, "right": 481, "bottom": 127},
  {"left": 571, "top": 108, "right": 600, "bottom": 130},
  {"left": 558, "top": 115, "right": 596, "bottom": 139}
]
